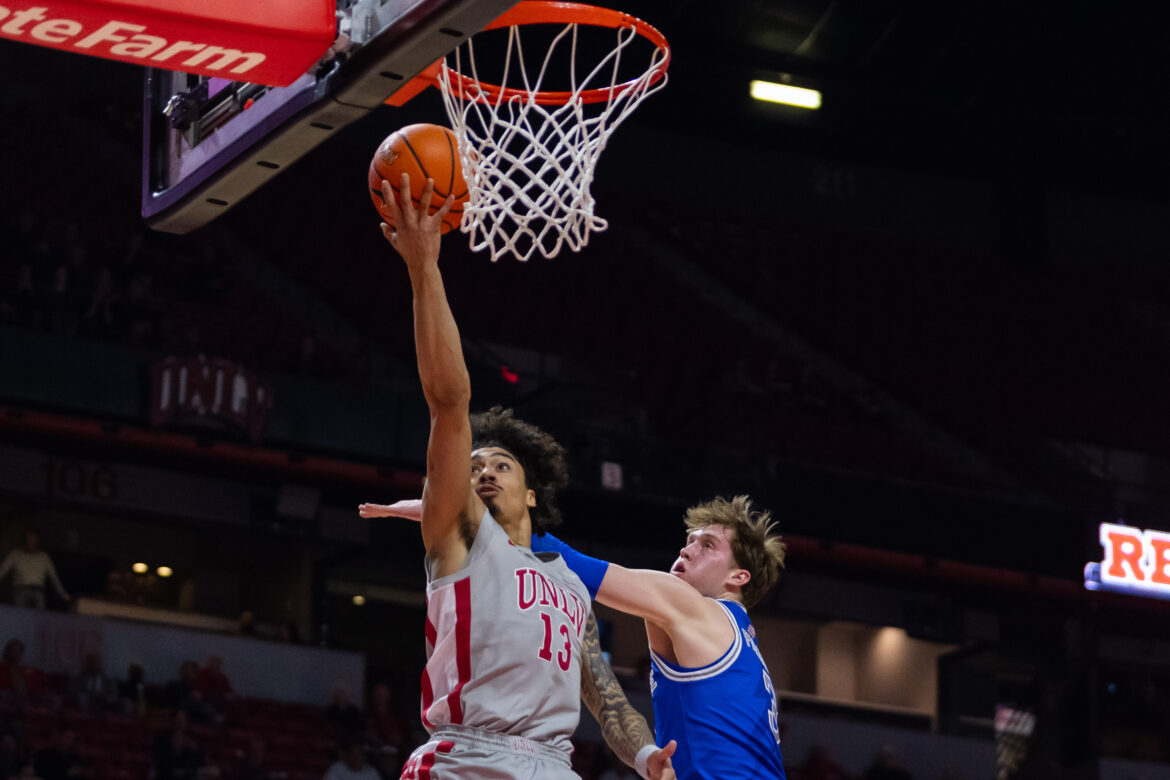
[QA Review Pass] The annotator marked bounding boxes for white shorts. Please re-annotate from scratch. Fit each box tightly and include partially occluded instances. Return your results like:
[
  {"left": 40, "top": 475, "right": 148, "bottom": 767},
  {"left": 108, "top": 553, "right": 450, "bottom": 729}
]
[{"left": 401, "top": 724, "right": 578, "bottom": 780}]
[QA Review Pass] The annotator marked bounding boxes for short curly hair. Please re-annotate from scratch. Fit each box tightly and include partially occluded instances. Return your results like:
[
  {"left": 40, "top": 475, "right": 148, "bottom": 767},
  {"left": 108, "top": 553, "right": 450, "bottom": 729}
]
[
  {"left": 470, "top": 406, "right": 569, "bottom": 533},
  {"left": 684, "top": 495, "right": 786, "bottom": 608}
]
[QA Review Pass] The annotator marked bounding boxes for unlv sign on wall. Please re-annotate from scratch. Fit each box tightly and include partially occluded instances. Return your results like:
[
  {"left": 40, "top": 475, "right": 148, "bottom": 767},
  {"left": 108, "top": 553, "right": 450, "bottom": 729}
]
[
  {"left": 1084, "top": 522, "right": 1170, "bottom": 602},
  {"left": 0, "top": 0, "right": 334, "bottom": 85},
  {"left": 150, "top": 356, "right": 273, "bottom": 442}
]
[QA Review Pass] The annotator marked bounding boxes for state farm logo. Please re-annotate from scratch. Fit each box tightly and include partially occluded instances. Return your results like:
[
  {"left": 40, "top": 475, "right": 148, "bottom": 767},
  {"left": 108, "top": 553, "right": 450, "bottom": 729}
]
[
  {"left": 1084, "top": 522, "right": 1170, "bottom": 602},
  {"left": 0, "top": 5, "right": 266, "bottom": 75}
]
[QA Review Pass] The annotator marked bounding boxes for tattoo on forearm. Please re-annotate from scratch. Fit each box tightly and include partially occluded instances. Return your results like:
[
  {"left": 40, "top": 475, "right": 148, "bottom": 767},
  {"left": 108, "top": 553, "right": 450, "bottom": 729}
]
[{"left": 580, "top": 611, "right": 656, "bottom": 768}]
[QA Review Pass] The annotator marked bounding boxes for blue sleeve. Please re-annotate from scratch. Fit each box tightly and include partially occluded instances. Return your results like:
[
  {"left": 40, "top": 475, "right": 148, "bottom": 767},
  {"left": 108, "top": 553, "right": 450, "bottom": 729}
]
[{"left": 531, "top": 533, "right": 611, "bottom": 599}]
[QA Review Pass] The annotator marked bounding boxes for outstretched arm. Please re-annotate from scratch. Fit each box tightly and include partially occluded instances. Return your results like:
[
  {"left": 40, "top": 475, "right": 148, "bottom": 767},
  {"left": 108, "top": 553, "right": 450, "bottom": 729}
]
[
  {"left": 535, "top": 534, "right": 708, "bottom": 634},
  {"left": 380, "top": 175, "right": 470, "bottom": 564},
  {"left": 358, "top": 510, "right": 709, "bottom": 636},
  {"left": 579, "top": 611, "right": 676, "bottom": 780}
]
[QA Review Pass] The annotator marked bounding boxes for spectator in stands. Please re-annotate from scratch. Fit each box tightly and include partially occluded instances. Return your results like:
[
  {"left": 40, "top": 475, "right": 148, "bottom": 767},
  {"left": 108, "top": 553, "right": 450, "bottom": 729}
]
[
  {"left": 323, "top": 683, "right": 363, "bottom": 740},
  {"left": 193, "top": 655, "right": 233, "bottom": 713},
  {"left": 365, "top": 684, "right": 409, "bottom": 760},
  {"left": 32, "top": 730, "right": 87, "bottom": 780},
  {"left": 322, "top": 741, "right": 378, "bottom": 780},
  {"left": 0, "top": 640, "right": 44, "bottom": 701},
  {"left": 164, "top": 661, "right": 213, "bottom": 724},
  {"left": 863, "top": 746, "right": 913, "bottom": 780},
  {"left": 1, "top": 734, "right": 24, "bottom": 780},
  {"left": 0, "top": 530, "right": 71, "bottom": 609},
  {"left": 118, "top": 663, "right": 153, "bottom": 718},
  {"left": 81, "top": 266, "right": 118, "bottom": 340},
  {"left": 73, "top": 652, "right": 116, "bottom": 712},
  {"left": 0, "top": 259, "right": 35, "bottom": 328},
  {"left": 152, "top": 711, "right": 204, "bottom": 780},
  {"left": 12, "top": 763, "right": 39, "bottom": 780}
]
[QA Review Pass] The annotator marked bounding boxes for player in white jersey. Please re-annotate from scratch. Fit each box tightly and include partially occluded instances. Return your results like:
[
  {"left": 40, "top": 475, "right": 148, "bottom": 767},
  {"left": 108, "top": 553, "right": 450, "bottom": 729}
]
[{"left": 377, "top": 175, "right": 675, "bottom": 780}]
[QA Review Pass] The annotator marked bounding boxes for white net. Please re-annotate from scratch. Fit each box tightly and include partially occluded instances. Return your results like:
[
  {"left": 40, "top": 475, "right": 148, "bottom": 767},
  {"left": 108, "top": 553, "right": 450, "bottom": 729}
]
[{"left": 437, "top": 13, "right": 669, "bottom": 262}]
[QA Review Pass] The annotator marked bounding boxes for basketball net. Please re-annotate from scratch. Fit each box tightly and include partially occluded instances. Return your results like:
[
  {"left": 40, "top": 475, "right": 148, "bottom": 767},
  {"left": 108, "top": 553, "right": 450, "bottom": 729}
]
[{"left": 436, "top": 10, "right": 669, "bottom": 262}]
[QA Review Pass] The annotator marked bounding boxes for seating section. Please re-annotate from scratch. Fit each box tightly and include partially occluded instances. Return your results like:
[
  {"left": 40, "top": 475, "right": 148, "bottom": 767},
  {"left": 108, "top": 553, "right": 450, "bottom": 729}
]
[
  {"left": 2, "top": 685, "right": 336, "bottom": 780},
  {"left": 648, "top": 211, "right": 1170, "bottom": 459}
]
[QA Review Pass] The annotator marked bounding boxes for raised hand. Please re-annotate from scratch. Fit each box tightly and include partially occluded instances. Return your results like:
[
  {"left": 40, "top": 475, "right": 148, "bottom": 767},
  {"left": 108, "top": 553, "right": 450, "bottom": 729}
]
[{"left": 379, "top": 173, "right": 454, "bottom": 273}]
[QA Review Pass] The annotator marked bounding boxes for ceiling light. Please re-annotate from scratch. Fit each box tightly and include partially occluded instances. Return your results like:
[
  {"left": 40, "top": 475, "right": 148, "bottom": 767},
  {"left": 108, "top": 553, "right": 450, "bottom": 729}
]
[
  {"left": 352, "top": 595, "right": 366, "bottom": 606},
  {"left": 132, "top": 562, "right": 148, "bottom": 574},
  {"left": 156, "top": 566, "right": 173, "bottom": 578},
  {"left": 750, "top": 80, "right": 822, "bottom": 109}
]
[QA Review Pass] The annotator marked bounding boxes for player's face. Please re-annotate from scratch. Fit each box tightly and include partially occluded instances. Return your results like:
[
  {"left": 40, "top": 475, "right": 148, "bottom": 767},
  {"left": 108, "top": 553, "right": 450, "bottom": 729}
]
[
  {"left": 471, "top": 447, "right": 536, "bottom": 521},
  {"left": 670, "top": 525, "right": 746, "bottom": 597}
]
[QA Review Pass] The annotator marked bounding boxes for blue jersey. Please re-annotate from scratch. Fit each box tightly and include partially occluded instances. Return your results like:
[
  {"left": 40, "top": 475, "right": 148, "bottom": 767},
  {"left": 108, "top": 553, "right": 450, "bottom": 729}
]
[{"left": 649, "top": 600, "right": 786, "bottom": 780}]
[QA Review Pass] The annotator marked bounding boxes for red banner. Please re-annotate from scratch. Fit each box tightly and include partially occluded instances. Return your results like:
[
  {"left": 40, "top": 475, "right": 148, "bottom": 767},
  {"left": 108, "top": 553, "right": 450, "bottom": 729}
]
[{"left": 0, "top": 0, "right": 335, "bottom": 85}]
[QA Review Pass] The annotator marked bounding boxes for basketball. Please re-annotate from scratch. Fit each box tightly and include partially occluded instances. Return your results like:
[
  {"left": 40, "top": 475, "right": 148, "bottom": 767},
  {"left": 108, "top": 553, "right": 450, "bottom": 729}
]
[{"left": 368, "top": 123, "right": 468, "bottom": 234}]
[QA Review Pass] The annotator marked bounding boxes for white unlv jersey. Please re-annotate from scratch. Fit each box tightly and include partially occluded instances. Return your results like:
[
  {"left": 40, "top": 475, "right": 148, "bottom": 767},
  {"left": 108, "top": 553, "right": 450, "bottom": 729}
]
[{"left": 420, "top": 511, "right": 591, "bottom": 754}]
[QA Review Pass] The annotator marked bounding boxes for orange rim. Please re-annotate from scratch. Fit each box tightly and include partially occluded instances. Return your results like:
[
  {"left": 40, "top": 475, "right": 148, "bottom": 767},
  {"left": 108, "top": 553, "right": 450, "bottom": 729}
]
[{"left": 438, "top": 0, "right": 670, "bottom": 105}]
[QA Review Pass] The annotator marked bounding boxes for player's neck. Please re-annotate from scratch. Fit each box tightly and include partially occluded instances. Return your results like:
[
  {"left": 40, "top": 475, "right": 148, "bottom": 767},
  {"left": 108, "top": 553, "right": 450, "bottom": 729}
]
[
  {"left": 712, "top": 588, "right": 744, "bottom": 605},
  {"left": 498, "top": 510, "right": 533, "bottom": 547}
]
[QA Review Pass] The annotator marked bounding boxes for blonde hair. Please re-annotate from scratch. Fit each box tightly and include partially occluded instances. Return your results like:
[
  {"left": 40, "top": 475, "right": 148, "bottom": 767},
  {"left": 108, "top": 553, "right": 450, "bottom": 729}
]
[{"left": 683, "top": 495, "right": 786, "bottom": 608}]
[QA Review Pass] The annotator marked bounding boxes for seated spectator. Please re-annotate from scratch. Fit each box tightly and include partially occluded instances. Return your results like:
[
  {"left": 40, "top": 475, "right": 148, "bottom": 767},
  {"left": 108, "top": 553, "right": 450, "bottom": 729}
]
[
  {"left": 365, "top": 684, "right": 409, "bottom": 758},
  {"left": 118, "top": 663, "right": 154, "bottom": 718},
  {"left": 277, "top": 623, "right": 301, "bottom": 644},
  {"left": 323, "top": 683, "right": 364, "bottom": 740},
  {"left": 32, "top": 730, "right": 87, "bottom": 780},
  {"left": 152, "top": 711, "right": 204, "bottom": 780},
  {"left": 1, "top": 734, "right": 24, "bottom": 780},
  {"left": 164, "top": 662, "right": 214, "bottom": 725},
  {"left": 236, "top": 612, "right": 256, "bottom": 637},
  {"left": 0, "top": 640, "right": 44, "bottom": 701},
  {"left": 163, "top": 661, "right": 196, "bottom": 708},
  {"left": 864, "top": 746, "right": 913, "bottom": 780},
  {"left": 73, "top": 653, "right": 116, "bottom": 712},
  {"left": 322, "top": 741, "right": 378, "bottom": 780},
  {"left": 193, "top": 655, "right": 232, "bottom": 709}
]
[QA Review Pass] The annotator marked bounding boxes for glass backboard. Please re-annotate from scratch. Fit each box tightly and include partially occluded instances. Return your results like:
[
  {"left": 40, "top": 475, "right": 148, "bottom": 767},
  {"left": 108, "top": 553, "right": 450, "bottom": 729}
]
[{"left": 142, "top": 0, "right": 515, "bottom": 233}]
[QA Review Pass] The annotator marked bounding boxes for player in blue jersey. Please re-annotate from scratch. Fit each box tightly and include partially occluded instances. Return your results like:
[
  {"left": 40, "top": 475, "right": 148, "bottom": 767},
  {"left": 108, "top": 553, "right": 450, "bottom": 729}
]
[
  {"left": 362, "top": 494, "right": 787, "bottom": 780},
  {"left": 582, "top": 495, "right": 788, "bottom": 780}
]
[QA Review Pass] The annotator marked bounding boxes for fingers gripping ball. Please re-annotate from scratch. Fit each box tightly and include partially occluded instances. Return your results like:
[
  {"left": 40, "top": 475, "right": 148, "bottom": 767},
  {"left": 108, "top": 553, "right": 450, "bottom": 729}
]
[{"left": 369, "top": 123, "right": 468, "bottom": 234}]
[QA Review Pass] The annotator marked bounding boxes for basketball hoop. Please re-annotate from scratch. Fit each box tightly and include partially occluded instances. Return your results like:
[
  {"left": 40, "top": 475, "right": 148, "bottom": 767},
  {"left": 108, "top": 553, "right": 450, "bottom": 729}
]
[{"left": 430, "top": 1, "right": 670, "bottom": 261}]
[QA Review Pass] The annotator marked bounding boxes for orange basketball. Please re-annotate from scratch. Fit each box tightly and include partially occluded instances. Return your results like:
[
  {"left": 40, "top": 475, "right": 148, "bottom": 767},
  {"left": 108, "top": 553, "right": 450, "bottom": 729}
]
[{"left": 368, "top": 123, "right": 468, "bottom": 235}]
